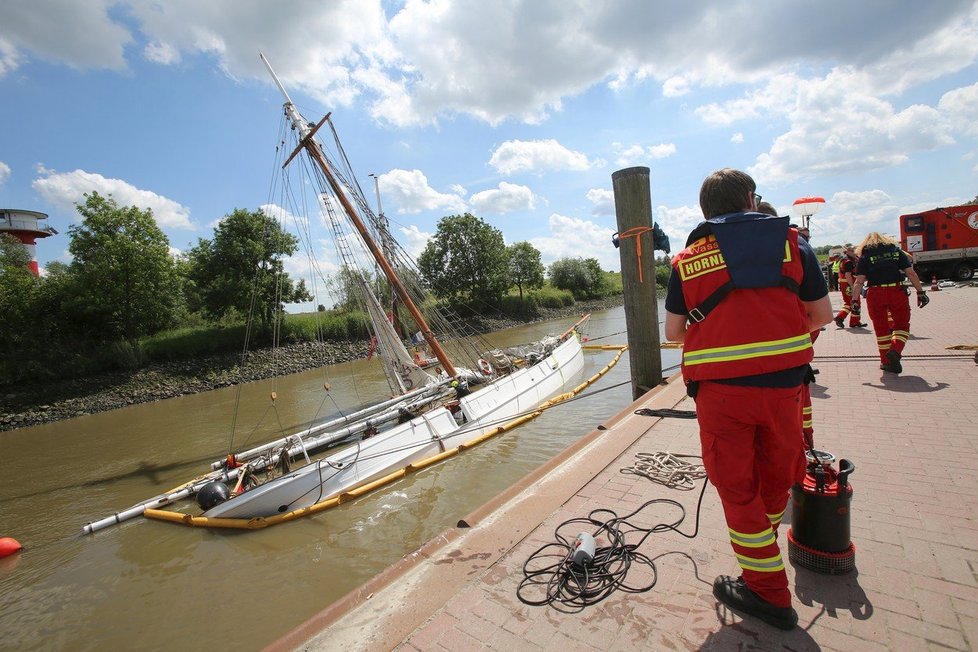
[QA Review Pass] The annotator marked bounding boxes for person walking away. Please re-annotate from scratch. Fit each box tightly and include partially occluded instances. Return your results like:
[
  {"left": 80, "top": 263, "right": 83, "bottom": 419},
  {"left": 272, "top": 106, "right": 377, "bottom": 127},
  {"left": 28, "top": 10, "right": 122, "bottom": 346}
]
[
  {"left": 833, "top": 245, "right": 866, "bottom": 328},
  {"left": 665, "top": 169, "right": 833, "bottom": 630},
  {"left": 850, "top": 232, "right": 928, "bottom": 373},
  {"left": 830, "top": 255, "right": 841, "bottom": 292}
]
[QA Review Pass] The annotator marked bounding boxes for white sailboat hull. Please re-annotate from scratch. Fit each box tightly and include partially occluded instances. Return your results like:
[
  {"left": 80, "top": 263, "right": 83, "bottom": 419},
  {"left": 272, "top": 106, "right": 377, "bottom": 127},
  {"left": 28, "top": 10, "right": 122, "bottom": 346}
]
[{"left": 203, "top": 335, "right": 584, "bottom": 519}]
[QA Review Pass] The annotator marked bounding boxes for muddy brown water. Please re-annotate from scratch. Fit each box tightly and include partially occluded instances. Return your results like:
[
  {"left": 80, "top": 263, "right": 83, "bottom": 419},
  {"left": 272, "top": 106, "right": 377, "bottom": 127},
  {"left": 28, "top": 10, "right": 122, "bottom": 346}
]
[{"left": 0, "top": 306, "right": 680, "bottom": 651}]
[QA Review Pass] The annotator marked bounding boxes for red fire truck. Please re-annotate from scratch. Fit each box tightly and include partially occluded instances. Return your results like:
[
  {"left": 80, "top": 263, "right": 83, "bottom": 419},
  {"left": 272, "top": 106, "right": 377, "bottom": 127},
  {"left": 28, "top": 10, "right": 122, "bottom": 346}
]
[{"left": 899, "top": 203, "right": 978, "bottom": 281}]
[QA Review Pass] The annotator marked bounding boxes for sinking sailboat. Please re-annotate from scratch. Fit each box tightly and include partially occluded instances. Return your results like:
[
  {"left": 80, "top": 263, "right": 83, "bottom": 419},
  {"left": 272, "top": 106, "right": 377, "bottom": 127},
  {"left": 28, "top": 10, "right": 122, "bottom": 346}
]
[{"left": 81, "top": 54, "right": 620, "bottom": 534}]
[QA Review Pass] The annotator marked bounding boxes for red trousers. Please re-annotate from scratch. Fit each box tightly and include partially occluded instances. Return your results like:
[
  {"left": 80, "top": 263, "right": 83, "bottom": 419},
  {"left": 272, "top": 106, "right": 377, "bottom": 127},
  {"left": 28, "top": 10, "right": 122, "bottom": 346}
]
[
  {"left": 695, "top": 382, "right": 807, "bottom": 607},
  {"left": 866, "top": 286, "right": 911, "bottom": 363},
  {"left": 835, "top": 282, "right": 859, "bottom": 326}
]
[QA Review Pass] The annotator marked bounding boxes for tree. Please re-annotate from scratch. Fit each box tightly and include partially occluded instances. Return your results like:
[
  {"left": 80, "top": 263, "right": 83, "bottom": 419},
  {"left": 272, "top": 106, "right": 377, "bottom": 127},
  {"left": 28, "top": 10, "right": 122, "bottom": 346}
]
[
  {"left": 0, "top": 234, "right": 40, "bottom": 373},
  {"left": 507, "top": 241, "right": 545, "bottom": 299},
  {"left": 548, "top": 257, "right": 609, "bottom": 300},
  {"left": 186, "top": 208, "right": 311, "bottom": 328},
  {"left": 417, "top": 213, "right": 510, "bottom": 309},
  {"left": 66, "top": 192, "right": 180, "bottom": 342}
]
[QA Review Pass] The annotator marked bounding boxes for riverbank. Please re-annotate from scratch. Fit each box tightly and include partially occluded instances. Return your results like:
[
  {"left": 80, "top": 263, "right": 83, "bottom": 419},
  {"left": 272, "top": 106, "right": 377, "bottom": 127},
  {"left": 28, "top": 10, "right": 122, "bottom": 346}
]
[{"left": 0, "top": 297, "right": 624, "bottom": 432}]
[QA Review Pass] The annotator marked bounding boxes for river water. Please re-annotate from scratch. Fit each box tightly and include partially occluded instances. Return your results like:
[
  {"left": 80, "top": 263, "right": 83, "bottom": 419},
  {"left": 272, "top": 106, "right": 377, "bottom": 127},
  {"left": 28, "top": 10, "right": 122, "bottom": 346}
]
[{"left": 0, "top": 305, "right": 680, "bottom": 652}]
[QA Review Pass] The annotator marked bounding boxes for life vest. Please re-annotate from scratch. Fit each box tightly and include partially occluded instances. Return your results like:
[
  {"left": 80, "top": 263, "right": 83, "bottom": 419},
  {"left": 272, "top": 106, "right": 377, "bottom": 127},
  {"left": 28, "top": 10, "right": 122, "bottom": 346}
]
[
  {"left": 860, "top": 244, "right": 905, "bottom": 285},
  {"left": 672, "top": 213, "right": 813, "bottom": 381}
]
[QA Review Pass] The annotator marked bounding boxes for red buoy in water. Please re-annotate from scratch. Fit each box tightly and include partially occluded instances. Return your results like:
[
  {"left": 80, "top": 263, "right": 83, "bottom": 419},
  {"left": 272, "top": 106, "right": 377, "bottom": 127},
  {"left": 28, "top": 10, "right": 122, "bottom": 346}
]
[{"left": 0, "top": 537, "right": 23, "bottom": 558}]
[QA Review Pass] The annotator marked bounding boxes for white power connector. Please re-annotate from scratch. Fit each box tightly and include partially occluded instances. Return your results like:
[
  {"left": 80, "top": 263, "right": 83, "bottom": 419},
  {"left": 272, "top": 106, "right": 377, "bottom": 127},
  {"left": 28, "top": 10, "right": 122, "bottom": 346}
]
[{"left": 571, "top": 532, "right": 596, "bottom": 567}]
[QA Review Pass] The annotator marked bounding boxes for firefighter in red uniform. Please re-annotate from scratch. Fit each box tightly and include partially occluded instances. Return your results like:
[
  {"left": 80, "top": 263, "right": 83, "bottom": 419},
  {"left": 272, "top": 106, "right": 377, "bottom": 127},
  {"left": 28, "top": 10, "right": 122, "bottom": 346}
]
[
  {"left": 665, "top": 169, "right": 832, "bottom": 631},
  {"left": 850, "top": 232, "right": 928, "bottom": 373},
  {"left": 833, "top": 245, "right": 866, "bottom": 328}
]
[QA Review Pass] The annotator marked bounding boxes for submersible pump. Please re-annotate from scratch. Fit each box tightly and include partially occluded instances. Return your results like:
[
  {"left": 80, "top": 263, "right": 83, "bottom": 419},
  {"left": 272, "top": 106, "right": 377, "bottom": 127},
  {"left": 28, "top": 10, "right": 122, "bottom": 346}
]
[{"left": 786, "top": 449, "right": 856, "bottom": 575}]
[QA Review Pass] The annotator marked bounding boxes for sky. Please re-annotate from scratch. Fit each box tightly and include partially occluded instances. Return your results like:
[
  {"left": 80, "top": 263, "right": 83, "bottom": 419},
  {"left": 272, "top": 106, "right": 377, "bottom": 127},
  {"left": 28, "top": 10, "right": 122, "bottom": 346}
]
[{"left": 2, "top": 0, "right": 978, "bottom": 285}]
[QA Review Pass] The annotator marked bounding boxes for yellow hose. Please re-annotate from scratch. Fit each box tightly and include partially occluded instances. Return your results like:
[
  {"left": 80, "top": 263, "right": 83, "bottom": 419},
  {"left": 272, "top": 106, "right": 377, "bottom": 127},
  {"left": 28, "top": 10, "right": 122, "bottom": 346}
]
[{"left": 143, "top": 345, "right": 628, "bottom": 529}]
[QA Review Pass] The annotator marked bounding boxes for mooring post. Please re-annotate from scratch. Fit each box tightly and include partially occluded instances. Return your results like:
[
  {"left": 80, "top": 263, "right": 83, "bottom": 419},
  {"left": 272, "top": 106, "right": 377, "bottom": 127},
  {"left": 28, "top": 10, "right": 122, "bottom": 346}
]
[{"left": 612, "top": 166, "right": 662, "bottom": 399}]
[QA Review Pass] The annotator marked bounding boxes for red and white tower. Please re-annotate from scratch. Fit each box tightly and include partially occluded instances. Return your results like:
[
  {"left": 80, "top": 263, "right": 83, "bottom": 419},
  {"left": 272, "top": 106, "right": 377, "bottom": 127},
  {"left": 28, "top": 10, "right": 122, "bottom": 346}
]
[{"left": 0, "top": 209, "right": 58, "bottom": 276}]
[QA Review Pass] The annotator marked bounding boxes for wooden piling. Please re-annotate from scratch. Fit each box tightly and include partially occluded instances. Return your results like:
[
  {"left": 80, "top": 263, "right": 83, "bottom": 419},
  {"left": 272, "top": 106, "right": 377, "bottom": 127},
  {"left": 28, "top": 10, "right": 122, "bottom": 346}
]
[{"left": 612, "top": 166, "right": 662, "bottom": 398}]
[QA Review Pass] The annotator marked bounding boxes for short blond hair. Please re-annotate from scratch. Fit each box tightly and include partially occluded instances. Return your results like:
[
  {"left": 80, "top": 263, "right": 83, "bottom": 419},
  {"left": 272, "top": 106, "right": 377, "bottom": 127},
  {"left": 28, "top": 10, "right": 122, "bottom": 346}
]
[{"left": 856, "top": 231, "right": 898, "bottom": 255}]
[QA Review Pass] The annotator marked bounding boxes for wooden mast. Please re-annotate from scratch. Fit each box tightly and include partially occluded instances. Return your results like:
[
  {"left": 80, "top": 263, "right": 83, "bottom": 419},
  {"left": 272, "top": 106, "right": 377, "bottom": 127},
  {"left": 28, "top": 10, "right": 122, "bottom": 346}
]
[{"left": 260, "top": 53, "right": 457, "bottom": 377}]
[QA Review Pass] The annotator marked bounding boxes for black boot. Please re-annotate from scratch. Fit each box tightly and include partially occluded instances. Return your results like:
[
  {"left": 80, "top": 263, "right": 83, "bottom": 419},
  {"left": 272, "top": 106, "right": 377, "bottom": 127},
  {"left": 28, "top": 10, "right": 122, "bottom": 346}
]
[
  {"left": 712, "top": 575, "right": 798, "bottom": 631},
  {"left": 886, "top": 349, "right": 902, "bottom": 374}
]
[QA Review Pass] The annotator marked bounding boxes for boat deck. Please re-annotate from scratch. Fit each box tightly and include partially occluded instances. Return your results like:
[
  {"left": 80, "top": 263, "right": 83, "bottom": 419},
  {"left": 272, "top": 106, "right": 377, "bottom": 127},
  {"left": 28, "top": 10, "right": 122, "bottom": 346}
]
[{"left": 270, "top": 285, "right": 978, "bottom": 652}]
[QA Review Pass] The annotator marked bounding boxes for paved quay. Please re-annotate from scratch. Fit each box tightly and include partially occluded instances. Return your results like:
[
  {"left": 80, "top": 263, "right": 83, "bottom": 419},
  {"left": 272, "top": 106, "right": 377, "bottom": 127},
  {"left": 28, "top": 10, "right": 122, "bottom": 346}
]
[{"left": 270, "top": 285, "right": 978, "bottom": 652}]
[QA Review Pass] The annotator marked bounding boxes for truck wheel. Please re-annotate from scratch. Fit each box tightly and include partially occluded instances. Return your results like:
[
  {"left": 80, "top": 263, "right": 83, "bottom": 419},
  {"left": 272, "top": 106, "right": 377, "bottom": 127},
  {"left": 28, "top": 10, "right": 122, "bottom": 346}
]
[{"left": 952, "top": 262, "right": 975, "bottom": 281}]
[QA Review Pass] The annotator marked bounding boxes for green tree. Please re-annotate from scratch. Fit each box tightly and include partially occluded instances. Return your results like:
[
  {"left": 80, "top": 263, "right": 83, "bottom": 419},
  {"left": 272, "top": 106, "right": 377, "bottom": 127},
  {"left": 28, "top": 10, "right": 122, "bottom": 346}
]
[
  {"left": 507, "top": 241, "right": 545, "bottom": 299},
  {"left": 548, "top": 257, "right": 609, "bottom": 300},
  {"left": 0, "top": 234, "right": 41, "bottom": 375},
  {"left": 67, "top": 192, "right": 180, "bottom": 342},
  {"left": 417, "top": 213, "right": 510, "bottom": 309},
  {"left": 654, "top": 254, "right": 672, "bottom": 289},
  {"left": 186, "top": 208, "right": 311, "bottom": 328}
]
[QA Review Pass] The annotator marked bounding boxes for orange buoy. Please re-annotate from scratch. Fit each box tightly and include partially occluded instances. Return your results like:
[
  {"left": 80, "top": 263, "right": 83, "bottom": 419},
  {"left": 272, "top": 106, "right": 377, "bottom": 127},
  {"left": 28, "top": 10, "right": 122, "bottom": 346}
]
[{"left": 0, "top": 537, "right": 22, "bottom": 558}]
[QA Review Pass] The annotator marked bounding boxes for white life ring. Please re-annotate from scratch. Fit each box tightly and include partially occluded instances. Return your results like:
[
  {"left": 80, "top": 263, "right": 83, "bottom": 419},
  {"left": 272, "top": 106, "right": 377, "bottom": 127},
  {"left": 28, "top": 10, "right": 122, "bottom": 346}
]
[{"left": 478, "top": 358, "right": 493, "bottom": 376}]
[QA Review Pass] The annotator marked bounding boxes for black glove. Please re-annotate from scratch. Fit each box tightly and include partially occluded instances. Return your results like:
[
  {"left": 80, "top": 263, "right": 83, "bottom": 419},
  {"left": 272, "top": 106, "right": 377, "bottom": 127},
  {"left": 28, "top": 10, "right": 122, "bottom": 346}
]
[
  {"left": 917, "top": 291, "right": 929, "bottom": 308},
  {"left": 850, "top": 298, "right": 861, "bottom": 316}
]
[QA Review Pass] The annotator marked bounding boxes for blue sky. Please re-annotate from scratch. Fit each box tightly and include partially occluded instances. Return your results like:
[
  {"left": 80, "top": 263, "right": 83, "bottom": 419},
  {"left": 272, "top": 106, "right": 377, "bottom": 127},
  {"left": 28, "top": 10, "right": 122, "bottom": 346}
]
[{"left": 2, "top": 0, "right": 977, "bottom": 286}]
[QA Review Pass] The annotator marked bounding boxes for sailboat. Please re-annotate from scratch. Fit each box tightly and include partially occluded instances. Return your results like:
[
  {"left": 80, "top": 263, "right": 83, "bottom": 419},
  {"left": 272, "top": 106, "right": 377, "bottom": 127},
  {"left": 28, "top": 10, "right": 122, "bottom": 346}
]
[{"left": 81, "top": 54, "right": 610, "bottom": 534}]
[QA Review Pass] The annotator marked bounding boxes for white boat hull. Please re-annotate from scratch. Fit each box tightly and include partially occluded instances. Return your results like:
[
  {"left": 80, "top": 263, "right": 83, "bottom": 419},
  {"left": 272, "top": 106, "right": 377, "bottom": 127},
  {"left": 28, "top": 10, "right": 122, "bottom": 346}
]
[{"left": 203, "top": 335, "right": 584, "bottom": 518}]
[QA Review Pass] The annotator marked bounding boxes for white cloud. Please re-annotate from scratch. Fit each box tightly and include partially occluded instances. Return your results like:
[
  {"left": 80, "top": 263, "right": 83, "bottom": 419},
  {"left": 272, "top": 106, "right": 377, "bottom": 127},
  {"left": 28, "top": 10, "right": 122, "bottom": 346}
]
[
  {"left": 31, "top": 167, "right": 194, "bottom": 229},
  {"left": 662, "top": 76, "right": 690, "bottom": 97},
  {"left": 531, "top": 213, "right": 620, "bottom": 271},
  {"left": 469, "top": 182, "right": 538, "bottom": 214},
  {"left": 0, "top": 160, "right": 10, "bottom": 185},
  {"left": 655, "top": 204, "right": 706, "bottom": 252},
  {"left": 586, "top": 188, "right": 614, "bottom": 216},
  {"left": 730, "top": 133, "right": 744, "bottom": 144},
  {"left": 938, "top": 81, "right": 978, "bottom": 137},
  {"left": 144, "top": 41, "right": 180, "bottom": 65},
  {"left": 0, "top": 37, "right": 22, "bottom": 77},
  {"left": 612, "top": 142, "right": 677, "bottom": 167},
  {"left": 489, "top": 139, "right": 594, "bottom": 175},
  {"left": 377, "top": 169, "right": 467, "bottom": 214},
  {"left": 397, "top": 224, "right": 432, "bottom": 260},
  {"left": 806, "top": 190, "right": 897, "bottom": 245},
  {"left": 0, "top": 0, "right": 131, "bottom": 75},
  {"left": 747, "top": 69, "right": 955, "bottom": 184}
]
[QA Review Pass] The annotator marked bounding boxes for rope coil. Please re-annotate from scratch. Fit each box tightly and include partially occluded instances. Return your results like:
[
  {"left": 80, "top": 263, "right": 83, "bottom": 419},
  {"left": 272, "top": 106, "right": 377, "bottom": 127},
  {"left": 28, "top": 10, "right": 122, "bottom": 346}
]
[{"left": 620, "top": 451, "right": 706, "bottom": 490}]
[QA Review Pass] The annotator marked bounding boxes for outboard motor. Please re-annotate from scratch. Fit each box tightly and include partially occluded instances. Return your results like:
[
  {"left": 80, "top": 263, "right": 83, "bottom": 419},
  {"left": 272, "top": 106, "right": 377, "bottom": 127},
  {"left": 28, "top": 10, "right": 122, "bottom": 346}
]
[
  {"left": 787, "top": 449, "right": 856, "bottom": 575},
  {"left": 196, "top": 480, "right": 231, "bottom": 511}
]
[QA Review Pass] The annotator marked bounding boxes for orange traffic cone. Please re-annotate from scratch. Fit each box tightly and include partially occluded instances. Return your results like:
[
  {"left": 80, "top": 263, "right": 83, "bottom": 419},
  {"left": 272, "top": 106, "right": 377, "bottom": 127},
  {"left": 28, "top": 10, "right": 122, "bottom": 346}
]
[{"left": 931, "top": 275, "right": 941, "bottom": 291}]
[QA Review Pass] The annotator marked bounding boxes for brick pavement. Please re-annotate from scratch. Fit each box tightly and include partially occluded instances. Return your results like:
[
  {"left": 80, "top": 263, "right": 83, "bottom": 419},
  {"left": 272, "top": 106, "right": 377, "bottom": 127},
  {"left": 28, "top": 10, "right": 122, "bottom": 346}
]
[{"left": 276, "top": 285, "right": 978, "bottom": 652}]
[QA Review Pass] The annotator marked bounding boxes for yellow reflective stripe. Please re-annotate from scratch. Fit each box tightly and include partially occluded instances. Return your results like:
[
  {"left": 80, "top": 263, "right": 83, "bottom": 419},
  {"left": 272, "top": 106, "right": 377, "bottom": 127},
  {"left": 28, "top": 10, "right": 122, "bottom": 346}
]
[
  {"left": 736, "top": 553, "right": 785, "bottom": 572},
  {"left": 684, "top": 333, "right": 812, "bottom": 366},
  {"left": 728, "top": 527, "right": 775, "bottom": 548},
  {"left": 802, "top": 407, "right": 812, "bottom": 414},
  {"left": 767, "top": 510, "right": 784, "bottom": 525},
  {"left": 874, "top": 282, "right": 900, "bottom": 287},
  {"left": 892, "top": 330, "right": 909, "bottom": 343}
]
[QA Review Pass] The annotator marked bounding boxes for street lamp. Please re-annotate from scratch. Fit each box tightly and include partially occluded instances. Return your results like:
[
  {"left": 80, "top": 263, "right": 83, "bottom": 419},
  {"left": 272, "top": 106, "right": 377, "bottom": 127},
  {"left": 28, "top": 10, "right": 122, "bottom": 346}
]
[{"left": 791, "top": 196, "right": 825, "bottom": 231}]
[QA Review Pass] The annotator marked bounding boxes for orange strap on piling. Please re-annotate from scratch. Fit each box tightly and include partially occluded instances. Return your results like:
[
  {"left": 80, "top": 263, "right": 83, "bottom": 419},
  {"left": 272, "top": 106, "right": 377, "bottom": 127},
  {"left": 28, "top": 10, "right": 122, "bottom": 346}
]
[{"left": 617, "top": 226, "right": 653, "bottom": 282}]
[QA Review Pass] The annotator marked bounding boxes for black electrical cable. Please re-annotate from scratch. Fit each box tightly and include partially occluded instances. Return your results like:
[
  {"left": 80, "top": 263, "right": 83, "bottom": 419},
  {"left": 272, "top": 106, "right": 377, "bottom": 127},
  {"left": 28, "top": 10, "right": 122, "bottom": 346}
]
[
  {"left": 517, "top": 470, "right": 710, "bottom": 612},
  {"left": 634, "top": 407, "right": 697, "bottom": 419}
]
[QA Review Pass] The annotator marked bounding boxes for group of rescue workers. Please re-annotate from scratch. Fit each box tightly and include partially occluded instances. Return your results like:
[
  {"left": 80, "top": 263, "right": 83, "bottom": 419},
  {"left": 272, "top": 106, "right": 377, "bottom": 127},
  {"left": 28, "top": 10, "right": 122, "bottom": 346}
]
[{"left": 663, "top": 168, "right": 929, "bottom": 631}]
